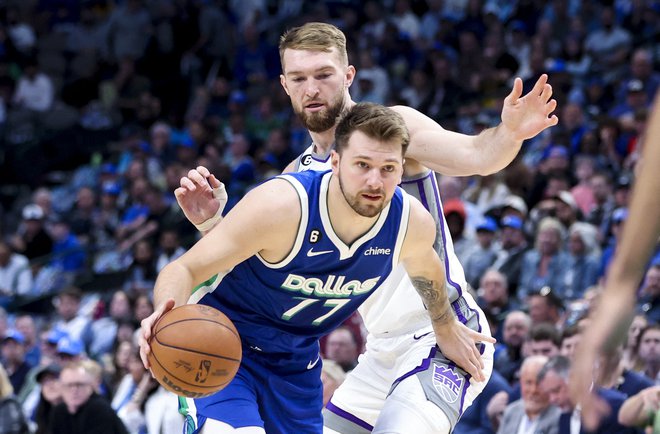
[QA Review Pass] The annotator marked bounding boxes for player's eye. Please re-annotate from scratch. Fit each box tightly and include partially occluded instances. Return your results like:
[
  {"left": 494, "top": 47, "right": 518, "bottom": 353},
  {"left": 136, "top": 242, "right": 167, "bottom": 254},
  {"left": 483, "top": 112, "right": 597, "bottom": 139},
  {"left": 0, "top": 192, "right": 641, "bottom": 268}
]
[
  {"left": 317, "top": 73, "right": 331, "bottom": 80},
  {"left": 382, "top": 165, "right": 395, "bottom": 173},
  {"left": 357, "top": 161, "right": 369, "bottom": 169},
  {"left": 292, "top": 77, "right": 305, "bottom": 83}
]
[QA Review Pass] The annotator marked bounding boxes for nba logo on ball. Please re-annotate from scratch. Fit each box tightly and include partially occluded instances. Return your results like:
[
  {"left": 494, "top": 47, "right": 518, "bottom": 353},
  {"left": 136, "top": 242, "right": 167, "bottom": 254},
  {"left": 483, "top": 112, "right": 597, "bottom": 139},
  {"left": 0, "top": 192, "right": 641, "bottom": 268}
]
[{"left": 432, "top": 364, "right": 463, "bottom": 403}]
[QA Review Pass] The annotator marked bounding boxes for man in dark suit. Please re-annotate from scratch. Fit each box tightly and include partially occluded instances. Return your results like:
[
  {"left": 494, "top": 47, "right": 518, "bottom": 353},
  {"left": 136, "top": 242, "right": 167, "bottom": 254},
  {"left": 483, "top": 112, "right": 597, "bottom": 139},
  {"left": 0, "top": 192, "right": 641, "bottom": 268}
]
[{"left": 538, "top": 355, "right": 635, "bottom": 434}]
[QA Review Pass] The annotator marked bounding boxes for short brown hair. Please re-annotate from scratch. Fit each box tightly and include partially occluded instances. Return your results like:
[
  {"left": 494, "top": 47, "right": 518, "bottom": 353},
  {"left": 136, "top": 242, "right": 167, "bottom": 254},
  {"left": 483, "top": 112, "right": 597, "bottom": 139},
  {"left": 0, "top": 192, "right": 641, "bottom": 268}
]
[
  {"left": 279, "top": 22, "right": 348, "bottom": 69},
  {"left": 334, "top": 103, "right": 409, "bottom": 157}
]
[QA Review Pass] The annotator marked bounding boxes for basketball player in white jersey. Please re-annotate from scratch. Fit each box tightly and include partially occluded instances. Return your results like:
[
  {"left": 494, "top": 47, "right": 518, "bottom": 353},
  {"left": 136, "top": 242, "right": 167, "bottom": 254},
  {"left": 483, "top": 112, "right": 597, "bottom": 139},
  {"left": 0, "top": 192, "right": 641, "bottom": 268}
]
[{"left": 175, "top": 22, "right": 558, "bottom": 434}]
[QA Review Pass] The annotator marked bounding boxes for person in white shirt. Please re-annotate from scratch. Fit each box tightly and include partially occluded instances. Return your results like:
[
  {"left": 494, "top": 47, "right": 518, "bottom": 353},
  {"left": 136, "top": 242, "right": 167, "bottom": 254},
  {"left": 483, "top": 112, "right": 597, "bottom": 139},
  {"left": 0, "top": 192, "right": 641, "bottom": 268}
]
[
  {"left": 12, "top": 60, "right": 54, "bottom": 112},
  {"left": 0, "top": 241, "right": 33, "bottom": 298}
]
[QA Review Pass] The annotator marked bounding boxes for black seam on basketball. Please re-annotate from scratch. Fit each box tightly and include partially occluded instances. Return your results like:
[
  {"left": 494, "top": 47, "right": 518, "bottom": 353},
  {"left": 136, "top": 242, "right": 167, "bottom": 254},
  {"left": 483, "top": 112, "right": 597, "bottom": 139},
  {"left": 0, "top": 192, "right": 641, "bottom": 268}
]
[
  {"left": 150, "top": 348, "right": 236, "bottom": 390},
  {"left": 153, "top": 334, "right": 242, "bottom": 363},
  {"left": 156, "top": 318, "right": 240, "bottom": 340}
]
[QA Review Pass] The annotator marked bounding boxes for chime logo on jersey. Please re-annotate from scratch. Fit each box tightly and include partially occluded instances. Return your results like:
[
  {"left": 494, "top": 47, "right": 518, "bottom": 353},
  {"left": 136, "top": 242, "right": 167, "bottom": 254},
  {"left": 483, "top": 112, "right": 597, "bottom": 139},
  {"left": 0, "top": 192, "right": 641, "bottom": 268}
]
[
  {"left": 281, "top": 274, "right": 380, "bottom": 297},
  {"left": 432, "top": 364, "right": 464, "bottom": 403}
]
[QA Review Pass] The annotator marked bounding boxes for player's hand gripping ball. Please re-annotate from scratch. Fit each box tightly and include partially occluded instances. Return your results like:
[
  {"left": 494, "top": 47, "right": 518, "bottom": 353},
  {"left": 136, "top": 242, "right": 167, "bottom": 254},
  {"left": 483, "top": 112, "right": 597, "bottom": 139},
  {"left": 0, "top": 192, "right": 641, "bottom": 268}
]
[{"left": 148, "top": 304, "right": 242, "bottom": 398}]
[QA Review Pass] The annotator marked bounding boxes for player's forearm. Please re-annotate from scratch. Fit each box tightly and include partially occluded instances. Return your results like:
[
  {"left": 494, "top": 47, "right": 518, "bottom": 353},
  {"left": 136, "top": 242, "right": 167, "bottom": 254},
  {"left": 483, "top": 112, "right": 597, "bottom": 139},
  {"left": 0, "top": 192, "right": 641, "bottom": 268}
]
[
  {"left": 407, "top": 124, "right": 521, "bottom": 177},
  {"left": 153, "top": 260, "right": 196, "bottom": 308},
  {"left": 410, "top": 276, "right": 454, "bottom": 328}
]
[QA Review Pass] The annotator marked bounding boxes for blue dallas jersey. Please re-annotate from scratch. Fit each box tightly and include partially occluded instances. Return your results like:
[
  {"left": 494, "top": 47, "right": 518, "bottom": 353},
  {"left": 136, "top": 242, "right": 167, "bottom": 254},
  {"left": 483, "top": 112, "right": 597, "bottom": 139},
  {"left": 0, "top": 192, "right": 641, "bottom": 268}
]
[{"left": 193, "top": 170, "right": 410, "bottom": 358}]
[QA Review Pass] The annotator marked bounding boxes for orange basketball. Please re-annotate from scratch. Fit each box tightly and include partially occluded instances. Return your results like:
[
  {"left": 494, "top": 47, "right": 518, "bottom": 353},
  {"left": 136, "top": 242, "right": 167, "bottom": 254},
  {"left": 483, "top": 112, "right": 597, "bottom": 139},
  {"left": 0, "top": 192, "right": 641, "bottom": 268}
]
[{"left": 148, "top": 304, "right": 242, "bottom": 398}]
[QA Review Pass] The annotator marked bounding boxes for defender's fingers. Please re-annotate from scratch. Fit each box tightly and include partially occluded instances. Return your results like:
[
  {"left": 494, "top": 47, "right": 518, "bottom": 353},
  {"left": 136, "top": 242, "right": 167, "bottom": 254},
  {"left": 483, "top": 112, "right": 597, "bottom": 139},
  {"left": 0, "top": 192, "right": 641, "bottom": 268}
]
[
  {"left": 539, "top": 83, "right": 552, "bottom": 102},
  {"left": 196, "top": 165, "right": 211, "bottom": 178},
  {"left": 504, "top": 77, "right": 524, "bottom": 103},
  {"left": 179, "top": 177, "right": 196, "bottom": 190},
  {"left": 530, "top": 73, "right": 548, "bottom": 96},
  {"left": 208, "top": 175, "right": 222, "bottom": 189}
]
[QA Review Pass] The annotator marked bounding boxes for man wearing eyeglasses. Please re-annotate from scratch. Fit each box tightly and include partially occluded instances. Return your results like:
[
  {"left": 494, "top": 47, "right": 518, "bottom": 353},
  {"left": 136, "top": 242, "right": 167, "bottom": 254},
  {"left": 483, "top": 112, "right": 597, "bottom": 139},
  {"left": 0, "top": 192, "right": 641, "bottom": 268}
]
[{"left": 50, "top": 360, "right": 128, "bottom": 434}]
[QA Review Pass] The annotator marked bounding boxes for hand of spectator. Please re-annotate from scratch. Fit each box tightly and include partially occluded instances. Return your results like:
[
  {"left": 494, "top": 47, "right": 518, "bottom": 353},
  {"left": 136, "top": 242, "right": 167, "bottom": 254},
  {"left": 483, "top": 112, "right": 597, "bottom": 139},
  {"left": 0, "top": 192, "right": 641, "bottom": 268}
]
[
  {"left": 486, "top": 390, "right": 509, "bottom": 430},
  {"left": 433, "top": 320, "right": 496, "bottom": 383},
  {"left": 175, "top": 166, "right": 226, "bottom": 228},
  {"left": 640, "top": 386, "right": 660, "bottom": 412},
  {"left": 500, "top": 74, "right": 558, "bottom": 141},
  {"left": 139, "top": 298, "right": 175, "bottom": 371}
]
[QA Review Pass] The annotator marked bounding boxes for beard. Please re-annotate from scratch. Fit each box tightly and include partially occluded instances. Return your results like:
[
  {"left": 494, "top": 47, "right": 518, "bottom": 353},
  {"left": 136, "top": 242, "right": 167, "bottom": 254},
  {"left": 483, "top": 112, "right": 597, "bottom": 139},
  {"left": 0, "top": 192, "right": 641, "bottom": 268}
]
[
  {"left": 295, "top": 91, "right": 346, "bottom": 133},
  {"left": 338, "top": 172, "right": 386, "bottom": 218}
]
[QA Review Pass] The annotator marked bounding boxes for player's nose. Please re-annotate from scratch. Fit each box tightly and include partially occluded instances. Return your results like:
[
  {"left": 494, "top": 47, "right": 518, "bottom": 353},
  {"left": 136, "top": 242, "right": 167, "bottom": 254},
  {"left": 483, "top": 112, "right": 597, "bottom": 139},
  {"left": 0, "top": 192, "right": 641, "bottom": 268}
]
[{"left": 365, "top": 169, "right": 384, "bottom": 190}]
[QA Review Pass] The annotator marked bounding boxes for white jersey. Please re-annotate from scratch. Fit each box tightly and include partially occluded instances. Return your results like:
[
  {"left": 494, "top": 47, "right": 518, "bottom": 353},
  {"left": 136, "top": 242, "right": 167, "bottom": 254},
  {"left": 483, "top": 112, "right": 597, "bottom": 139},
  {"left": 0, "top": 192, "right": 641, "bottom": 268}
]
[{"left": 294, "top": 145, "right": 473, "bottom": 336}]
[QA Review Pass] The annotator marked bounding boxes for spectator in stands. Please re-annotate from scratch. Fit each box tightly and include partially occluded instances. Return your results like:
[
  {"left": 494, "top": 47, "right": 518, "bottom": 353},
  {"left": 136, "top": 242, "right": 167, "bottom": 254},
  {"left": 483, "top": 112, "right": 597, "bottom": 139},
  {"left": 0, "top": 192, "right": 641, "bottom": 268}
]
[
  {"left": 635, "top": 324, "right": 660, "bottom": 382},
  {"left": 49, "top": 216, "right": 86, "bottom": 274},
  {"left": 122, "top": 239, "right": 157, "bottom": 296},
  {"left": 527, "top": 323, "right": 561, "bottom": 358},
  {"left": 584, "top": 5, "right": 632, "bottom": 84},
  {"left": 324, "top": 326, "right": 360, "bottom": 372},
  {"left": 492, "top": 215, "right": 529, "bottom": 297},
  {"left": 638, "top": 264, "right": 660, "bottom": 323},
  {"left": 477, "top": 268, "right": 517, "bottom": 342},
  {"left": 1, "top": 329, "right": 33, "bottom": 393},
  {"left": 564, "top": 222, "right": 601, "bottom": 300},
  {"left": 519, "top": 217, "right": 571, "bottom": 299},
  {"left": 32, "top": 364, "right": 62, "bottom": 434},
  {"left": 497, "top": 355, "right": 560, "bottom": 434},
  {"left": 50, "top": 360, "right": 128, "bottom": 434},
  {"left": 538, "top": 355, "right": 630, "bottom": 434},
  {"left": 0, "top": 363, "right": 29, "bottom": 434},
  {"left": 86, "top": 290, "right": 133, "bottom": 360},
  {"left": 494, "top": 310, "right": 531, "bottom": 385},
  {"left": 52, "top": 287, "right": 90, "bottom": 343},
  {"left": 623, "top": 314, "right": 647, "bottom": 371},
  {"left": 526, "top": 287, "right": 564, "bottom": 327},
  {"left": 464, "top": 218, "right": 500, "bottom": 289},
  {"left": 14, "top": 315, "right": 40, "bottom": 368},
  {"left": 443, "top": 198, "right": 474, "bottom": 264},
  {"left": 617, "top": 48, "right": 660, "bottom": 105},
  {"left": 0, "top": 240, "right": 32, "bottom": 302},
  {"left": 12, "top": 58, "right": 53, "bottom": 112},
  {"left": 9, "top": 204, "right": 53, "bottom": 263},
  {"left": 594, "top": 346, "right": 653, "bottom": 399},
  {"left": 586, "top": 171, "right": 616, "bottom": 245},
  {"left": 559, "top": 324, "right": 581, "bottom": 360}
]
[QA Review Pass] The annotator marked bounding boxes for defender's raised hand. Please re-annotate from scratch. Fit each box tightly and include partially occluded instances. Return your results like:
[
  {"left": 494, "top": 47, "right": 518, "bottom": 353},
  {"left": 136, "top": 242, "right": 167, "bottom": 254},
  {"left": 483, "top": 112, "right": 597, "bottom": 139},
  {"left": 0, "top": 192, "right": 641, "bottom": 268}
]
[
  {"left": 175, "top": 166, "right": 227, "bottom": 231},
  {"left": 500, "top": 74, "right": 559, "bottom": 141}
]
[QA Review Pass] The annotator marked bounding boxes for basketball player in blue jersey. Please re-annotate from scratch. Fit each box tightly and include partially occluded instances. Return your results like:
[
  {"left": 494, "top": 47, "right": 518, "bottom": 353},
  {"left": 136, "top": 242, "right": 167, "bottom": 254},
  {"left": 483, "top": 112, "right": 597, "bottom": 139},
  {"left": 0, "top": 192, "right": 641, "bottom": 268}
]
[
  {"left": 140, "top": 103, "right": 494, "bottom": 434},
  {"left": 174, "top": 22, "right": 558, "bottom": 433}
]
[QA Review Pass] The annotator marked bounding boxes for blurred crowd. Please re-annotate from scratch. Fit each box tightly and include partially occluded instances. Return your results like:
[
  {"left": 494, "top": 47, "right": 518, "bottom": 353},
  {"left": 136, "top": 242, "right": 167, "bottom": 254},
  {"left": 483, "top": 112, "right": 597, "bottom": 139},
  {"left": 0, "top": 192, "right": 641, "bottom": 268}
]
[{"left": 0, "top": 0, "right": 659, "bottom": 433}]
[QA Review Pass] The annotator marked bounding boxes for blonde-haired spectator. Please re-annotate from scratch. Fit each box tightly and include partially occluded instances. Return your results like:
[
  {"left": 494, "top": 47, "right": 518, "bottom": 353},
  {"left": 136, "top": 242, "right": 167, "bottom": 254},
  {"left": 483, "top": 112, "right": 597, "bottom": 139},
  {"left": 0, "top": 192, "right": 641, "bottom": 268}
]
[
  {"left": 519, "top": 217, "right": 571, "bottom": 299},
  {"left": 0, "top": 363, "right": 29, "bottom": 434}
]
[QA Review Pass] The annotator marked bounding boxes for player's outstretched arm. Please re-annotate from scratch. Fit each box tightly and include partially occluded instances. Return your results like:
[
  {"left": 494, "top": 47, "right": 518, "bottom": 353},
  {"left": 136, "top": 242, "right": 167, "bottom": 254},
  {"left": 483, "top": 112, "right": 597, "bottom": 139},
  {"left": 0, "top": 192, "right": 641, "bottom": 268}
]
[
  {"left": 140, "top": 178, "right": 300, "bottom": 368},
  {"left": 400, "top": 200, "right": 495, "bottom": 382},
  {"left": 394, "top": 74, "right": 558, "bottom": 176},
  {"left": 570, "top": 90, "right": 660, "bottom": 430},
  {"left": 175, "top": 166, "right": 228, "bottom": 235}
]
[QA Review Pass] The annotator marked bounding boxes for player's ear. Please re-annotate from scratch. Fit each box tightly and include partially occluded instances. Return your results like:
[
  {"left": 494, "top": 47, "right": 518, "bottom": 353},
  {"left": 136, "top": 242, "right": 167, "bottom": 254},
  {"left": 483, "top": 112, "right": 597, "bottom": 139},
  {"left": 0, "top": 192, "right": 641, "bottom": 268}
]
[
  {"left": 331, "top": 150, "right": 340, "bottom": 173},
  {"left": 345, "top": 65, "right": 356, "bottom": 88},
  {"left": 280, "top": 74, "right": 290, "bottom": 95}
]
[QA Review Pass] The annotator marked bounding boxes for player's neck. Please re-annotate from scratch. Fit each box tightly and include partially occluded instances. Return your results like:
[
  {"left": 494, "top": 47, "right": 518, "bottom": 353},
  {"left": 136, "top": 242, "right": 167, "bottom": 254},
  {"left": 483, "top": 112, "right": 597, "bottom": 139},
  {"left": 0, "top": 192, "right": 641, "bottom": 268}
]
[
  {"left": 310, "top": 129, "right": 337, "bottom": 155},
  {"left": 327, "top": 175, "right": 380, "bottom": 246}
]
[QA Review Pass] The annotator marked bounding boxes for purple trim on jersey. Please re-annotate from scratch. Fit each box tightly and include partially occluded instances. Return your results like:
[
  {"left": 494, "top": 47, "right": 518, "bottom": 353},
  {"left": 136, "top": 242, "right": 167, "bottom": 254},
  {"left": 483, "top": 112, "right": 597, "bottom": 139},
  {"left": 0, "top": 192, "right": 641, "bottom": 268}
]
[
  {"left": 393, "top": 346, "right": 437, "bottom": 385},
  {"left": 326, "top": 401, "right": 374, "bottom": 431}
]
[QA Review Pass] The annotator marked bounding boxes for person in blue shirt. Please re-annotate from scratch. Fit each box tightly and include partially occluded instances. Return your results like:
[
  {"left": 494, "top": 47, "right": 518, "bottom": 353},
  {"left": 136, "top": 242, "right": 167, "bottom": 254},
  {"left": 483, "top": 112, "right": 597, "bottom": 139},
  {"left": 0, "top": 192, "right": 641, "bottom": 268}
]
[{"left": 139, "top": 103, "right": 494, "bottom": 434}]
